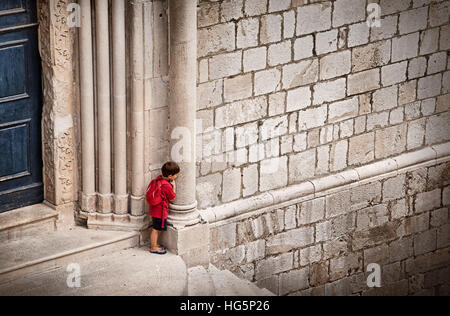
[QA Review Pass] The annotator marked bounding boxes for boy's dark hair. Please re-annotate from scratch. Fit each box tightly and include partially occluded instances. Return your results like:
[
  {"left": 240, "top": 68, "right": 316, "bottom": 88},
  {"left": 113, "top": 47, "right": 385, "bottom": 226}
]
[{"left": 162, "top": 161, "right": 180, "bottom": 177}]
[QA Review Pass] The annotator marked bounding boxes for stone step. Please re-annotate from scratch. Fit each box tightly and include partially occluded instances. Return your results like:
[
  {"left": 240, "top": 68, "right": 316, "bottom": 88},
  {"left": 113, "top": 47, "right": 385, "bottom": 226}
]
[
  {"left": 0, "top": 247, "right": 187, "bottom": 296},
  {"left": 0, "top": 204, "right": 58, "bottom": 243},
  {"left": 206, "top": 265, "right": 274, "bottom": 296},
  {"left": 0, "top": 227, "right": 139, "bottom": 283},
  {"left": 187, "top": 265, "right": 216, "bottom": 296}
]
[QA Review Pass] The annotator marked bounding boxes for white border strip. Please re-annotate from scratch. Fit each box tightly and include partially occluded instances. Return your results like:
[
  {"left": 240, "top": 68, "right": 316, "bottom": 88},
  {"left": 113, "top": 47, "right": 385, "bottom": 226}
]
[{"left": 200, "top": 142, "right": 450, "bottom": 225}]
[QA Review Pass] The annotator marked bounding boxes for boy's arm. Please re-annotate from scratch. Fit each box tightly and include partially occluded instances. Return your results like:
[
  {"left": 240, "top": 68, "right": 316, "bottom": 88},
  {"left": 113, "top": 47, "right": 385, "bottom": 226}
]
[{"left": 166, "top": 181, "right": 176, "bottom": 202}]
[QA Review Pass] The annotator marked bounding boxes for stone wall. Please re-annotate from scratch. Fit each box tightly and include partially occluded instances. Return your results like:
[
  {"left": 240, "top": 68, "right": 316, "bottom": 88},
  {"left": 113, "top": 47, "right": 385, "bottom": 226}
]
[
  {"left": 195, "top": 0, "right": 450, "bottom": 209},
  {"left": 196, "top": 0, "right": 450, "bottom": 296},
  {"left": 209, "top": 158, "right": 449, "bottom": 295}
]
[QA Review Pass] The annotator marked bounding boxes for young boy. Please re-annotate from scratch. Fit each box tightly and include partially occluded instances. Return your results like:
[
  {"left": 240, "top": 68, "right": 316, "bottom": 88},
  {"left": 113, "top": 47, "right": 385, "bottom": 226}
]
[{"left": 149, "top": 161, "right": 179, "bottom": 254}]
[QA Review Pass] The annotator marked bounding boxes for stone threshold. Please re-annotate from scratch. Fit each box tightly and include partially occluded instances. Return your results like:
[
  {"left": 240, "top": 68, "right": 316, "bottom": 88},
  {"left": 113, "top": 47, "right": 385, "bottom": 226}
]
[
  {"left": 201, "top": 142, "right": 450, "bottom": 227},
  {"left": 0, "top": 203, "right": 58, "bottom": 233}
]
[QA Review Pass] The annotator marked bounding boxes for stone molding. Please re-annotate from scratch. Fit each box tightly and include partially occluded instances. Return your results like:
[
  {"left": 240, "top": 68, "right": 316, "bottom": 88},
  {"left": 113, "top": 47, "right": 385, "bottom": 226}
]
[{"left": 201, "top": 142, "right": 450, "bottom": 225}]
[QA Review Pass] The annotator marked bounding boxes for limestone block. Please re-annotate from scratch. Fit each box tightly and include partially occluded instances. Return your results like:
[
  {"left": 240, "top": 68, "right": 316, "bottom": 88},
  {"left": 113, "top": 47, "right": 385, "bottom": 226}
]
[
  {"left": 297, "top": 105, "right": 328, "bottom": 131},
  {"left": 283, "top": 10, "right": 296, "bottom": 39},
  {"left": 443, "top": 71, "right": 450, "bottom": 94},
  {"left": 392, "top": 33, "right": 420, "bottom": 63},
  {"left": 286, "top": 86, "right": 312, "bottom": 112},
  {"left": 407, "top": 118, "right": 426, "bottom": 150},
  {"left": 244, "top": 0, "right": 267, "bottom": 16},
  {"left": 210, "top": 222, "right": 236, "bottom": 250},
  {"left": 281, "top": 135, "right": 293, "bottom": 155},
  {"left": 222, "top": 168, "right": 242, "bottom": 202},
  {"left": 237, "top": 18, "right": 259, "bottom": 49},
  {"left": 436, "top": 93, "right": 450, "bottom": 113},
  {"left": 348, "top": 69, "right": 380, "bottom": 96},
  {"left": 375, "top": 124, "right": 407, "bottom": 159},
  {"left": 364, "top": 244, "right": 390, "bottom": 266},
  {"left": 437, "top": 224, "right": 450, "bottom": 249},
  {"left": 284, "top": 205, "right": 297, "bottom": 230},
  {"left": 243, "top": 164, "right": 258, "bottom": 197},
  {"left": 266, "top": 227, "right": 315, "bottom": 255},
  {"left": 255, "top": 252, "right": 293, "bottom": 281},
  {"left": 198, "top": 2, "right": 220, "bottom": 28},
  {"left": 316, "top": 221, "right": 332, "bottom": 243},
  {"left": 389, "top": 237, "right": 413, "bottom": 263},
  {"left": 288, "top": 149, "right": 316, "bottom": 183},
  {"left": 379, "top": 0, "right": 411, "bottom": 16},
  {"left": 279, "top": 267, "right": 310, "bottom": 295},
  {"left": 330, "top": 140, "right": 348, "bottom": 172},
  {"left": 326, "top": 190, "right": 351, "bottom": 219},
  {"left": 333, "top": 0, "right": 366, "bottom": 28},
  {"left": 298, "top": 198, "right": 325, "bottom": 225},
  {"left": 325, "top": 277, "right": 352, "bottom": 296},
  {"left": 414, "top": 230, "right": 437, "bottom": 256},
  {"left": 348, "top": 132, "right": 375, "bottom": 166},
  {"left": 415, "top": 189, "right": 442, "bottom": 214},
  {"left": 296, "top": 3, "right": 332, "bottom": 36},
  {"left": 328, "top": 96, "right": 359, "bottom": 124},
  {"left": 236, "top": 123, "right": 258, "bottom": 148},
  {"left": 381, "top": 61, "right": 407, "bottom": 86},
  {"left": 382, "top": 174, "right": 406, "bottom": 202},
  {"left": 371, "top": 15, "right": 398, "bottom": 42},
  {"left": 399, "top": 7, "right": 428, "bottom": 35},
  {"left": 430, "top": 208, "right": 449, "bottom": 228},
  {"left": 300, "top": 245, "right": 322, "bottom": 266},
  {"left": 254, "top": 68, "right": 281, "bottom": 96},
  {"left": 209, "top": 51, "right": 242, "bottom": 80},
  {"left": 269, "top": 92, "right": 286, "bottom": 116},
  {"left": 429, "top": 1, "right": 450, "bottom": 27},
  {"left": 221, "top": 0, "right": 244, "bottom": 22},
  {"left": 293, "top": 132, "right": 307, "bottom": 152},
  {"left": 420, "top": 28, "right": 440, "bottom": 55},
  {"left": 352, "top": 40, "right": 391, "bottom": 72},
  {"left": 282, "top": 59, "right": 319, "bottom": 89},
  {"left": 260, "top": 116, "right": 288, "bottom": 141},
  {"left": 196, "top": 173, "right": 223, "bottom": 209},
  {"left": 356, "top": 205, "right": 389, "bottom": 230},
  {"left": 198, "top": 23, "right": 235, "bottom": 57},
  {"left": 348, "top": 22, "right": 369, "bottom": 48},
  {"left": 313, "top": 78, "right": 347, "bottom": 104},
  {"left": 427, "top": 52, "right": 447, "bottom": 75},
  {"left": 243, "top": 47, "right": 267, "bottom": 72},
  {"left": 404, "top": 213, "right": 430, "bottom": 236},
  {"left": 268, "top": 41, "right": 292, "bottom": 66},
  {"left": 316, "top": 145, "right": 330, "bottom": 175},
  {"left": 260, "top": 156, "right": 288, "bottom": 191},
  {"left": 261, "top": 14, "right": 282, "bottom": 44},
  {"left": 373, "top": 86, "right": 398, "bottom": 112},
  {"left": 390, "top": 198, "right": 409, "bottom": 220},
  {"left": 320, "top": 50, "right": 351, "bottom": 80},
  {"left": 428, "top": 162, "right": 450, "bottom": 190},
  {"left": 294, "top": 36, "right": 314, "bottom": 61},
  {"left": 269, "top": 0, "right": 291, "bottom": 12},
  {"left": 408, "top": 57, "right": 427, "bottom": 80},
  {"left": 246, "top": 239, "right": 266, "bottom": 263},
  {"left": 316, "top": 29, "right": 338, "bottom": 55},
  {"left": 224, "top": 74, "right": 253, "bottom": 103},
  {"left": 425, "top": 111, "right": 450, "bottom": 145},
  {"left": 330, "top": 254, "right": 362, "bottom": 283},
  {"left": 399, "top": 80, "right": 417, "bottom": 105},
  {"left": 215, "top": 96, "right": 267, "bottom": 128}
]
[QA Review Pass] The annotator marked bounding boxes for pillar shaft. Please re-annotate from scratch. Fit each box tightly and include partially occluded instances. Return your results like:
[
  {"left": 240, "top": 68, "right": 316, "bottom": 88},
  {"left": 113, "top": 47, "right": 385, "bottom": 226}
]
[
  {"left": 167, "top": 0, "right": 200, "bottom": 228},
  {"left": 95, "top": 0, "right": 112, "bottom": 213},
  {"left": 130, "top": 0, "right": 145, "bottom": 216},
  {"left": 79, "top": 0, "right": 96, "bottom": 212},
  {"left": 112, "top": 0, "right": 128, "bottom": 215}
]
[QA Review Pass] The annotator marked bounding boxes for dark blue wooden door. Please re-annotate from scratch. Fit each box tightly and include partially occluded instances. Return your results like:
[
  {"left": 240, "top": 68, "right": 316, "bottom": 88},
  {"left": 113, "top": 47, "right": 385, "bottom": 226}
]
[{"left": 0, "top": 0, "right": 43, "bottom": 213}]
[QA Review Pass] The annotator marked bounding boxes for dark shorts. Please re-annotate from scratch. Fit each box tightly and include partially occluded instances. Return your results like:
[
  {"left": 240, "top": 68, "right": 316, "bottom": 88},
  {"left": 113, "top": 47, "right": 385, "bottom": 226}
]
[{"left": 152, "top": 217, "right": 167, "bottom": 231}]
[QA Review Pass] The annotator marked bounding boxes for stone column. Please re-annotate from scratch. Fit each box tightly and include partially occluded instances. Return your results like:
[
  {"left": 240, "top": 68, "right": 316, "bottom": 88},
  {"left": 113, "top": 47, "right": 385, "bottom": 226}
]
[
  {"left": 112, "top": 0, "right": 128, "bottom": 215},
  {"left": 95, "top": 0, "right": 112, "bottom": 214},
  {"left": 162, "top": 0, "right": 209, "bottom": 268},
  {"left": 79, "top": 0, "right": 96, "bottom": 214},
  {"left": 130, "top": 0, "right": 145, "bottom": 216}
]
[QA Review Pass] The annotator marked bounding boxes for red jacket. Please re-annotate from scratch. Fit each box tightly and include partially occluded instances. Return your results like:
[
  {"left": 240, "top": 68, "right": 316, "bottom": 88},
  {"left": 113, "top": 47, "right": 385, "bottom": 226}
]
[{"left": 149, "top": 176, "right": 176, "bottom": 219}]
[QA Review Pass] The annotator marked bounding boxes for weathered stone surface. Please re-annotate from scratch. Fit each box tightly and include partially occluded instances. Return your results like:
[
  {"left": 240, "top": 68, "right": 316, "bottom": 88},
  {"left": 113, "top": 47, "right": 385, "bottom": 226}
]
[
  {"left": 326, "top": 190, "right": 351, "bottom": 219},
  {"left": 210, "top": 222, "right": 236, "bottom": 250},
  {"left": 261, "top": 14, "right": 282, "bottom": 44},
  {"left": 348, "top": 69, "right": 380, "bottom": 95},
  {"left": 392, "top": 33, "right": 420, "bottom": 62},
  {"left": 243, "top": 47, "right": 267, "bottom": 72},
  {"left": 280, "top": 267, "right": 310, "bottom": 295},
  {"left": 399, "top": 7, "right": 428, "bottom": 35},
  {"left": 198, "top": 23, "right": 236, "bottom": 57},
  {"left": 348, "top": 132, "right": 375, "bottom": 166},
  {"left": 289, "top": 149, "right": 316, "bottom": 183},
  {"left": 330, "top": 140, "right": 348, "bottom": 172},
  {"left": 286, "top": 86, "right": 312, "bottom": 112},
  {"left": 254, "top": 68, "right": 281, "bottom": 96},
  {"left": 375, "top": 124, "right": 407, "bottom": 159},
  {"left": 243, "top": 164, "right": 258, "bottom": 197},
  {"left": 282, "top": 59, "right": 319, "bottom": 89},
  {"left": 294, "top": 36, "right": 314, "bottom": 60},
  {"left": 383, "top": 174, "right": 406, "bottom": 202},
  {"left": 268, "top": 41, "right": 292, "bottom": 66},
  {"left": 298, "top": 198, "right": 325, "bottom": 225},
  {"left": 296, "top": 3, "right": 332, "bottom": 36},
  {"left": 209, "top": 51, "right": 242, "bottom": 80},
  {"left": 216, "top": 96, "right": 267, "bottom": 128},
  {"left": 329, "top": 97, "right": 359, "bottom": 124},
  {"left": 320, "top": 50, "right": 351, "bottom": 80},
  {"left": 245, "top": 0, "right": 267, "bottom": 16},
  {"left": 414, "top": 230, "right": 437, "bottom": 256},
  {"left": 425, "top": 111, "right": 450, "bottom": 145},
  {"left": 196, "top": 173, "right": 222, "bottom": 209},
  {"left": 297, "top": 105, "right": 328, "bottom": 131},
  {"left": 224, "top": 74, "right": 253, "bottom": 102},
  {"left": 255, "top": 252, "right": 293, "bottom": 281},
  {"left": 267, "top": 227, "right": 314, "bottom": 255},
  {"left": 260, "top": 156, "right": 288, "bottom": 191},
  {"left": 415, "top": 189, "right": 442, "bottom": 214},
  {"left": 316, "top": 29, "right": 338, "bottom": 55},
  {"left": 313, "top": 78, "right": 347, "bottom": 105},
  {"left": 333, "top": 0, "right": 366, "bottom": 27},
  {"left": 352, "top": 40, "right": 391, "bottom": 72}
]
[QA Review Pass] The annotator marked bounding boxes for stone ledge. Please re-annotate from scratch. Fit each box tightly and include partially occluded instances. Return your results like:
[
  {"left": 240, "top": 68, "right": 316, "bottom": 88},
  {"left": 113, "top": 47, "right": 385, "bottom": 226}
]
[
  {"left": 201, "top": 142, "right": 450, "bottom": 225},
  {"left": 0, "top": 203, "right": 58, "bottom": 232}
]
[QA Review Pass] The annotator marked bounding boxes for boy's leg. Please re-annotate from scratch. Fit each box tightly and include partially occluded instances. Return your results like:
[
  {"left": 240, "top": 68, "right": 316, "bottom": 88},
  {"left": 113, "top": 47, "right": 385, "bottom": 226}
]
[{"left": 150, "top": 228, "right": 160, "bottom": 251}]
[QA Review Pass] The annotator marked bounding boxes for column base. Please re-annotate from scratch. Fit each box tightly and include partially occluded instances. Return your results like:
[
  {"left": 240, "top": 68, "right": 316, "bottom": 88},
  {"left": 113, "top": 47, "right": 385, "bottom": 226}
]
[
  {"left": 86, "top": 212, "right": 149, "bottom": 232},
  {"left": 160, "top": 223, "right": 210, "bottom": 268},
  {"left": 97, "top": 193, "right": 113, "bottom": 214},
  {"left": 80, "top": 192, "right": 97, "bottom": 213},
  {"left": 130, "top": 194, "right": 145, "bottom": 216},
  {"left": 114, "top": 194, "right": 129, "bottom": 215}
]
